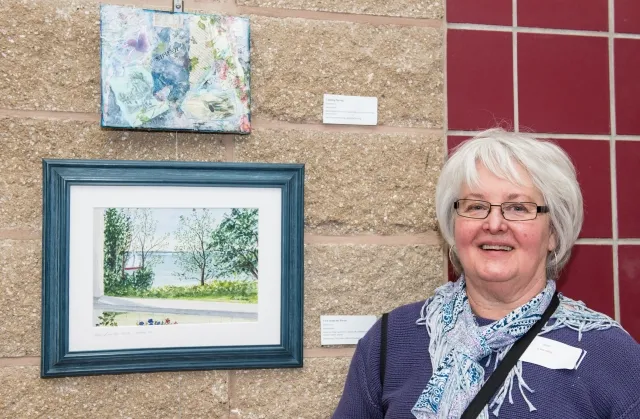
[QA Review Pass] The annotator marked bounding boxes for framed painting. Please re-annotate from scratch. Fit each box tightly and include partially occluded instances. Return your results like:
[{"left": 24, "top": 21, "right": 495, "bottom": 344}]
[
  {"left": 41, "top": 160, "right": 304, "bottom": 377},
  {"left": 100, "top": 5, "right": 251, "bottom": 133}
]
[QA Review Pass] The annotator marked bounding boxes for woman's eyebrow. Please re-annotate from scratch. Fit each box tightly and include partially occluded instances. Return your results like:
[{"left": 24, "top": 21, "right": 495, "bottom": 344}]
[
  {"left": 506, "top": 193, "right": 534, "bottom": 201},
  {"left": 462, "top": 193, "right": 485, "bottom": 199},
  {"left": 461, "top": 193, "right": 537, "bottom": 201}
]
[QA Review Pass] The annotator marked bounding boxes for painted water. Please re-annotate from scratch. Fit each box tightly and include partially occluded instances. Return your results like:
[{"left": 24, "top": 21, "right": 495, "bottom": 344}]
[{"left": 126, "top": 251, "right": 251, "bottom": 288}]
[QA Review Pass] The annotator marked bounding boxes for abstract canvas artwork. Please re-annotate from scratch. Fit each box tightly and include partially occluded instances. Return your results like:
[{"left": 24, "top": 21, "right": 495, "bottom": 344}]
[{"left": 100, "top": 5, "right": 251, "bottom": 133}]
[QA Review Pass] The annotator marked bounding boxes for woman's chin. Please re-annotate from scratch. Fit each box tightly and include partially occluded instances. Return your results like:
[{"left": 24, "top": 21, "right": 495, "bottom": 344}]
[{"left": 469, "top": 265, "right": 517, "bottom": 283}]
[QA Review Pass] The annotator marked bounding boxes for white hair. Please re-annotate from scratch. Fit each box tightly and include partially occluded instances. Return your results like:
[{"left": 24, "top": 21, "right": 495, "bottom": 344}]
[{"left": 436, "top": 129, "right": 583, "bottom": 279}]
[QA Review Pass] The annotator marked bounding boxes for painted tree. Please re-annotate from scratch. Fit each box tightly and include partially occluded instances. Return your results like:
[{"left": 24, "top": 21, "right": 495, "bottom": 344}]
[
  {"left": 127, "top": 208, "right": 169, "bottom": 269},
  {"left": 173, "top": 208, "right": 217, "bottom": 286},
  {"left": 210, "top": 208, "right": 258, "bottom": 280},
  {"left": 103, "top": 208, "right": 132, "bottom": 294}
]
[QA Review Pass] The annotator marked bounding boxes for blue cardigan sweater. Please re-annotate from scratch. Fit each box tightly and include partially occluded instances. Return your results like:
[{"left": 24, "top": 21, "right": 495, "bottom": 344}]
[{"left": 333, "top": 300, "right": 640, "bottom": 418}]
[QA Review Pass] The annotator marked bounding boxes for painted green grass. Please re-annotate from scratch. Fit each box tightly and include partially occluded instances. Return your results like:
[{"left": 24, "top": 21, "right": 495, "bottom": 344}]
[{"left": 108, "top": 280, "right": 258, "bottom": 303}]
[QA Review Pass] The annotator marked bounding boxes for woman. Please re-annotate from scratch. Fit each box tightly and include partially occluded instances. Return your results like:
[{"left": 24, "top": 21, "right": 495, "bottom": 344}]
[{"left": 333, "top": 129, "right": 640, "bottom": 418}]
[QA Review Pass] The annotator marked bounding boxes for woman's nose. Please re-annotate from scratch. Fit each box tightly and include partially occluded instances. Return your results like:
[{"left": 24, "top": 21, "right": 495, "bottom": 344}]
[{"left": 484, "top": 206, "right": 507, "bottom": 233}]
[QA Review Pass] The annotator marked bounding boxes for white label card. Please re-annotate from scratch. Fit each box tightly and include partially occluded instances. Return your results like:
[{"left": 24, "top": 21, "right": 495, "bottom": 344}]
[
  {"left": 520, "top": 336, "right": 586, "bottom": 370},
  {"left": 321, "top": 315, "right": 377, "bottom": 345},
  {"left": 323, "top": 94, "right": 378, "bottom": 126}
]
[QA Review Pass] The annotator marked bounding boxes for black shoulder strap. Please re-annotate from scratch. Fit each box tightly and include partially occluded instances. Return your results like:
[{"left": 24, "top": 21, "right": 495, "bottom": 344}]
[
  {"left": 460, "top": 292, "right": 560, "bottom": 419},
  {"left": 380, "top": 312, "right": 389, "bottom": 388}
]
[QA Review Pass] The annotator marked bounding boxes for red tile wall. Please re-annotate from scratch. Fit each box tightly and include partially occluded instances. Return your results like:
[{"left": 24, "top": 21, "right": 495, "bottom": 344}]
[
  {"left": 518, "top": 34, "right": 610, "bottom": 134},
  {"left": 616, "top": 142, "right": 640, "bottom": 238},
  {"left": 447, "top": 0, "right": 512, "bottom": 25},
  {"left": 447, "top": 30, "right": 514, "bottom": 131},
  {"left": 559, "top": 245, "right": 615, "bottom": 317},
  {"left": 615, "top": 0, "right": 640, "bottom": 34},
  {"left": 446, "top": 0, "right": 640, "bottom": 340},
  {"left": 619, "top": 246, "right": 640, "bottom": 337},
  {"left": 518, "top": 0, "right": 608, "bottom": 31},
  {"left": 550, "top": 140, "right": 612, "bottom": 238},
  {"left": 614, "top": 39, "right": 640, "bottom": 135}
]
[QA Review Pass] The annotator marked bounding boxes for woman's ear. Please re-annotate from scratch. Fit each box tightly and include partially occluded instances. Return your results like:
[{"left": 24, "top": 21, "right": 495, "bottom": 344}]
[{"left": 547, "top": 227, "right": 557, "bottom": 252}]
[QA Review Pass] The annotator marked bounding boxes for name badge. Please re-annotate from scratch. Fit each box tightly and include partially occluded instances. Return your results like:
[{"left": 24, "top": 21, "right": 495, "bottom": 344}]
[{"left": 520, "top": 336, "right": 586, "bottom": 370}]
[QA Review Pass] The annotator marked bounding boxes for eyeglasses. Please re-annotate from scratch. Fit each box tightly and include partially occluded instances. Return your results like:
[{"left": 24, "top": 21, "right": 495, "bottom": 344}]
[{"left": 453, "top": 199, "right": 549, "bottom": 221}]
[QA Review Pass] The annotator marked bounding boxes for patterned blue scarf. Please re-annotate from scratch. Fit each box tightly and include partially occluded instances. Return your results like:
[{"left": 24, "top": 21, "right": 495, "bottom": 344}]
[{"left": 412, "top": 276, "right": 620, "bottom": 419}]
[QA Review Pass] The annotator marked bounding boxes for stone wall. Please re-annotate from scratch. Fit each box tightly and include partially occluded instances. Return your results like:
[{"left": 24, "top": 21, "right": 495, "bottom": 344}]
[{"left": 0, "top": 0, "right": 445, "bottom": 417}]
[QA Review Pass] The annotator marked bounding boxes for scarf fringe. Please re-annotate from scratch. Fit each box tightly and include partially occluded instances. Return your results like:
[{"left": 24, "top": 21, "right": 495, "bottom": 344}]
[{"left": 542, "top": 295, "right": 621, "bottom": 341}]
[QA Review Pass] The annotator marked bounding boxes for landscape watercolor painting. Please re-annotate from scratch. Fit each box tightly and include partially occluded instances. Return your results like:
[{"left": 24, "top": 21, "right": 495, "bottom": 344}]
[
  {"left": 93, "top": 207, "right": 259, "bottom": 327},
  {"left": 100, "top": 5, "right": 251, "bottom": 133}
]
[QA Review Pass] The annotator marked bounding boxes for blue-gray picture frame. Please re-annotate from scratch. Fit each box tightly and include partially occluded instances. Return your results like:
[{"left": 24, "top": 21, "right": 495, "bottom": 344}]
[{"left": 41, "top": 159, "right": 304, "bottom": 378}]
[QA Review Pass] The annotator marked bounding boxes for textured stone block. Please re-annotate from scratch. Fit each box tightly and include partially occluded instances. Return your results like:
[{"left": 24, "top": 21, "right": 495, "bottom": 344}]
[
  {"left": 236, "top": 128, "right": 442, "bottom": 234},
  {"left": 231, "top": 357, "right": 350, "bottom": 418},
  {"left": 0, "top": 367, "right": 228, "bottom": 418},
  {"left": 250, "top": 16, "right": 444, "bottom": 127},
  {"left": 0, "top": 240, "right": 41, "bottom": 356},
  {"left": 0, "top": 0, "right": 101, "bottom": 112},
  {"left": 303, "top": 244, "right": 444, "bottom": 347},
  {"left": 178, "top": 133, "right": 227, "bottom": 161},
  {"left": 237, "top": 0, "right": 443, "bottom": 19},
  {"left": 0, "top": 118, "right": 224, "bottom": 229}
]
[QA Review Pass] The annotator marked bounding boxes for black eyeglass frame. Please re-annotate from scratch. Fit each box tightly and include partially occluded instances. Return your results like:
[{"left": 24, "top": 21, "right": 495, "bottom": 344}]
[{"left": 453, "top": 199, "right": 550, "bottom": 221}]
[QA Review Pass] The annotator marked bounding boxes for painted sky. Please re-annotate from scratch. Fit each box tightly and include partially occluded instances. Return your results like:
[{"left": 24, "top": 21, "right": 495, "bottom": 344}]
[{"left": 119, "top": 208, "right": 232, "bottom": 251}]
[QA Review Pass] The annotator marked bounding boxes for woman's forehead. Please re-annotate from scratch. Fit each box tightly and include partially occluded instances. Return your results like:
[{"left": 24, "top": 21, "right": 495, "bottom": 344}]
[{"left": 460, "top": 163, "right": 542, "bottom": 201}]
